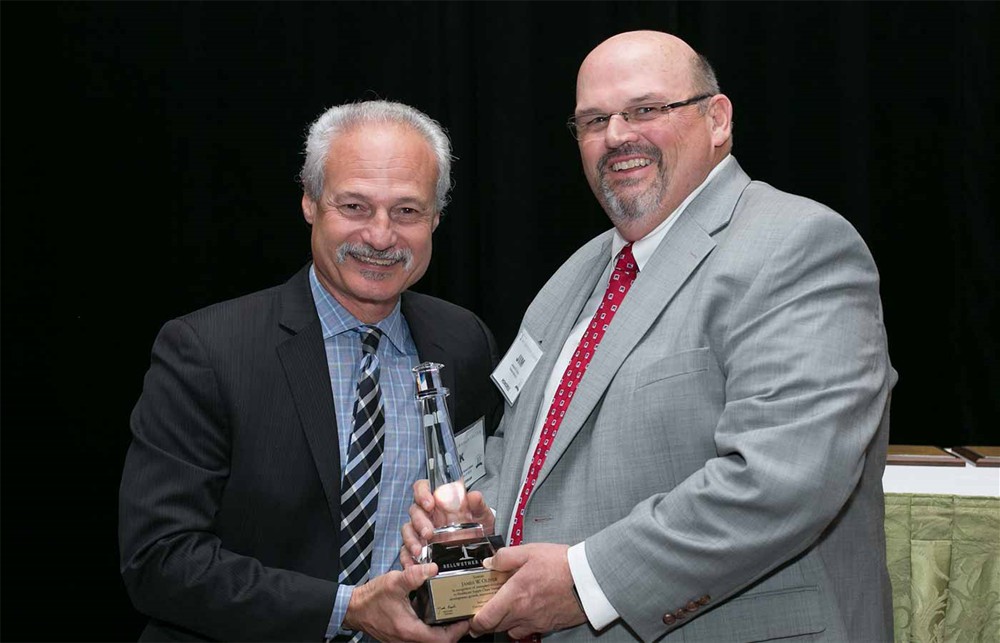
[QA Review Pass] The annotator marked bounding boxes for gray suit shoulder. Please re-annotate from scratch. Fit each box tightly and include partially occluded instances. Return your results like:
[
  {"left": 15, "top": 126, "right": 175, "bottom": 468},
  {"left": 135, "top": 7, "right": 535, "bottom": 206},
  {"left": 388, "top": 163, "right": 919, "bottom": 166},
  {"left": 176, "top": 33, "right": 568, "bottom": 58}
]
[
  {"left": 726, "top": 180, "right": 880, "bottom": 275},
  {"left": 741, "top": 180, "right": 867, "bottom": 241}
]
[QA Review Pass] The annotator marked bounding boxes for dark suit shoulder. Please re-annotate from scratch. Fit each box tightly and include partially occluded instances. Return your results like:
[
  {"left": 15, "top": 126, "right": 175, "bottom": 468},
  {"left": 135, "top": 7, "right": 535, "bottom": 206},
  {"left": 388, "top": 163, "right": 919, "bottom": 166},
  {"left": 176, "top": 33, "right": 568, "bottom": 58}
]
[
  {"left": 179, "top": 283, "right": 283, "bottom": 330},
  {"left": 401, "top": 290, "right": 494, "bottom": 345},
  {"left": 401, "top": 289, "right": 480, "bottom": 322},
  {"left": 401, "top": 290, "right": 502, "bottom": 435},
  {"left": 167, "top": 267, "right": 312, "bottom": 350}
]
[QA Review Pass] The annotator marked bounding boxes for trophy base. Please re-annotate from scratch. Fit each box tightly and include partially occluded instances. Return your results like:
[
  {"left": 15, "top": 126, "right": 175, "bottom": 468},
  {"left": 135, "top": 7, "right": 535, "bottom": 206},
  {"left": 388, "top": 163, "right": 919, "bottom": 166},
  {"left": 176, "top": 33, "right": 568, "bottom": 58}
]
[{"left": 411, "top": 531, "right": 507, "bottom": 624}]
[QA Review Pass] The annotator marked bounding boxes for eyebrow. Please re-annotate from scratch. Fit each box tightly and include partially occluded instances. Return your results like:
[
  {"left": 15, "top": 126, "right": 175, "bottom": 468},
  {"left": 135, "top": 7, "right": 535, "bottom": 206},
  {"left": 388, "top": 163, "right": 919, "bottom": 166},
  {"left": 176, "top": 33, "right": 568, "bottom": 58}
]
[
  {"left": 330, "top": 191, "right": 430, "bottom": 208},
  {"left": 331, "top": 191, "right": 374, "bottom": 202}
]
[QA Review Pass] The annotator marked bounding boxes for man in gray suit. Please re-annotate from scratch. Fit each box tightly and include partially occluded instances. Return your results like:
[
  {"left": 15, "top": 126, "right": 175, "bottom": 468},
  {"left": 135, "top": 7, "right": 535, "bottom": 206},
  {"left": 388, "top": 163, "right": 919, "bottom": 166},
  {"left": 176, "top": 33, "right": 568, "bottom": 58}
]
[
  {"left": 120, "top": 100, "right": 500, "bottom": 642},
  {"left": 405, "top": 31, "right": 895, "bottom": 642}
]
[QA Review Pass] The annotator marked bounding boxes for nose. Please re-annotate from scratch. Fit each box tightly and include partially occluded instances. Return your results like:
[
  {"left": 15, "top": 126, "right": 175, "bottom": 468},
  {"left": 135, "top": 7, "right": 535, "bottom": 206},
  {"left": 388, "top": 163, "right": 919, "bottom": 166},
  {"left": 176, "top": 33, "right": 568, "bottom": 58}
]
[
  {"left": 361, "top": 209, "right": 398, "bottom": 250},
  {"left": 603, "top": 112, "right": 639, "bottom": 148}
]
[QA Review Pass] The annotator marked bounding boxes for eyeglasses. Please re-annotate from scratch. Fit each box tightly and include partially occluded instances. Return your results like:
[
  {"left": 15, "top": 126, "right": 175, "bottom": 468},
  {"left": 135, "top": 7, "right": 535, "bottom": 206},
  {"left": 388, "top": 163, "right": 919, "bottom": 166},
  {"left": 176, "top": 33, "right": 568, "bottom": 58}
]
[{"left": 567, "top": 93, "right": 715, "bottom": 140}]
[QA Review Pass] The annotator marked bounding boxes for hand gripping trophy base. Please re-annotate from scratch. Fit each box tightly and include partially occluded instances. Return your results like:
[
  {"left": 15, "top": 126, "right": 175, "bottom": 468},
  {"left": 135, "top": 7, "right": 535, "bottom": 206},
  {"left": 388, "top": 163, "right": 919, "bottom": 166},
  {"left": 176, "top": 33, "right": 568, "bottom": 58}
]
[{"left": 411, "top": 524, "right": 509, "bottom": 624}]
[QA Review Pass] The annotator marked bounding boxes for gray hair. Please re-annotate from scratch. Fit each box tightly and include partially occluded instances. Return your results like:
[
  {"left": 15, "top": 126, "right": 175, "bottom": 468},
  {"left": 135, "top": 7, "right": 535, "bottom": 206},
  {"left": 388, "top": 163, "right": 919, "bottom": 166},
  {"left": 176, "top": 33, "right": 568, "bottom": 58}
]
[
  {"left": 692, "top": 52, "right": 721, "bottom": 115},
  {"left": 299, "top": 100, "right": 453, "bottom": 212}
]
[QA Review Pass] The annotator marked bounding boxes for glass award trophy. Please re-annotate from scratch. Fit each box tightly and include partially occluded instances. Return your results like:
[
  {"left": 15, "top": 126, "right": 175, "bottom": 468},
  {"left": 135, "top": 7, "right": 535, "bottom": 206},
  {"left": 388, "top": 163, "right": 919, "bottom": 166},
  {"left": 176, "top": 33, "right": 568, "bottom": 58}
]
[{"left": 410, "top": 362, "right": 507, "bottom": 624}]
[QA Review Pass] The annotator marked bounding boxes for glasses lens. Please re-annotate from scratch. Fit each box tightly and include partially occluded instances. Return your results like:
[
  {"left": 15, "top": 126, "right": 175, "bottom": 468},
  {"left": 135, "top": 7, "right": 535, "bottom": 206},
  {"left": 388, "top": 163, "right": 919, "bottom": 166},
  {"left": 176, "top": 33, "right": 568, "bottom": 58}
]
[{"left": 630, "top": 105, "right": 665, "bottom": 122}]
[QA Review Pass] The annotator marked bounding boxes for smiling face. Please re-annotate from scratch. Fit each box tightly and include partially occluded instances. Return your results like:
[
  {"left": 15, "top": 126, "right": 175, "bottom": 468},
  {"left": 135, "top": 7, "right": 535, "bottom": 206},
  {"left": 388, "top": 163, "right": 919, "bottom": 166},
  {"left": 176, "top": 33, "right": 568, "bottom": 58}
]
[
  {"left": 575, "top": 31, "right": 732, "bottom": 240},
  {"left": 301, "top": 122, "right": 440, "bottom": 323}
]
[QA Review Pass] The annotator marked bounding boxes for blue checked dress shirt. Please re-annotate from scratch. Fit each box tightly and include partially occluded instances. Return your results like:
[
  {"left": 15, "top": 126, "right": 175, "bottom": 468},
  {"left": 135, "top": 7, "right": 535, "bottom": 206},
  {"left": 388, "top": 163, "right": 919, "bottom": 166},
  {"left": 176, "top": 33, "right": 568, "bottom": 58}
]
[{"left": 309, "top": 267, "right": 425, "bottom": 640}]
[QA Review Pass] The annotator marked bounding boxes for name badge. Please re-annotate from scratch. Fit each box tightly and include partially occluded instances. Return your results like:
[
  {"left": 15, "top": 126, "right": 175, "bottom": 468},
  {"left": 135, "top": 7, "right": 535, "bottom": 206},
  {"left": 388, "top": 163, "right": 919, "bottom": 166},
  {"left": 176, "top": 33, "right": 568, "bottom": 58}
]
[
  {"left": 490, "top": 328, "right": 543, "bottom": 406},
  {"left": 455, "top": 417, "right": 486, "bottom": 487}
]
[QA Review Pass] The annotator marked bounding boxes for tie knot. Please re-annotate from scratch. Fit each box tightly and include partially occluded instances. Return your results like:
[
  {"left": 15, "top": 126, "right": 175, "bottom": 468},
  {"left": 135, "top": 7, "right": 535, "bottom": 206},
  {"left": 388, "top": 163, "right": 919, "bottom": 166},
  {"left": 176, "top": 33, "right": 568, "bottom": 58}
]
[
  {"left": 358, "top": 325, "right": 383, "bottom": 356},
  {"left": 615, "top": 243, "right": 638, "bottom": 275}
]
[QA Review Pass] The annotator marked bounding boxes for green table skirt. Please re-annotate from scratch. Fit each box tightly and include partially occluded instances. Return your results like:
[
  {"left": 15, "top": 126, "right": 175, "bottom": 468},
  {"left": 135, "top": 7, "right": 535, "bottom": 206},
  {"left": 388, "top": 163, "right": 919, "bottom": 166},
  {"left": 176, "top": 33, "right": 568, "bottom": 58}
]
[{"left": 885, "top": 493, "right": 1000, "bottom": 642}]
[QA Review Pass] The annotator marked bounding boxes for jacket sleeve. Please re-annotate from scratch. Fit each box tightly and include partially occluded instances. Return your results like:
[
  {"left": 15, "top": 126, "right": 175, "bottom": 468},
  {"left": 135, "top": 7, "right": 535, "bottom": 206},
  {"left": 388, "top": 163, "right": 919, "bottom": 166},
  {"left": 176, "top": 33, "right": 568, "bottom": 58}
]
[{"left": 586, "top": 210, "right": 894, "bottom": 641}]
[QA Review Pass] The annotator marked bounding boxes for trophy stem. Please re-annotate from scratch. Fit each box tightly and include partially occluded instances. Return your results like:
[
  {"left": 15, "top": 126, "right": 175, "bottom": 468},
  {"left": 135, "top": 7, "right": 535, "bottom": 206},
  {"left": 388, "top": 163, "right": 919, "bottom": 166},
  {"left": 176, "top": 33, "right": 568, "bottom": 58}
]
[{"left": 411, "top": 362, "right": 507, "bottom": 624}]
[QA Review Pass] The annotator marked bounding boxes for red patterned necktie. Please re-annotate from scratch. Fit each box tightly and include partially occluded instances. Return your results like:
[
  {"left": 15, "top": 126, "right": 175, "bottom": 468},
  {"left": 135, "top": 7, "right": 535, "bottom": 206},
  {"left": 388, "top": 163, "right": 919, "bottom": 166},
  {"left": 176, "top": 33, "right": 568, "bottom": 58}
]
[
  {"left": 507, "top": 243, "right": 637, "bottom": 643},
  {"left": 509, "top": 243, "right": 638, "bottom": 547}
]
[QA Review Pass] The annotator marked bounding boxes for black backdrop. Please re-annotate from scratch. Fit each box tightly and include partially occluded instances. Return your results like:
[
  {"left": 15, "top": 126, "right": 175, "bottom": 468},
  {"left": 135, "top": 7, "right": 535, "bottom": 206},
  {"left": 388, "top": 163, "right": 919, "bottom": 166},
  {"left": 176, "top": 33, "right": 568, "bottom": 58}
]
[{"left": 2, "top": 2, "right": 997, "bottom": 640}]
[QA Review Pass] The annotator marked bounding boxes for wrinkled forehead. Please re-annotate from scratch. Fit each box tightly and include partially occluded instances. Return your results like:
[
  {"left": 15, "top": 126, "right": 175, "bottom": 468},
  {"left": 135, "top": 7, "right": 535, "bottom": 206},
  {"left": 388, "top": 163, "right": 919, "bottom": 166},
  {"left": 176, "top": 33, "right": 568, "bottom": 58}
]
[{"left": 322, "top": 124, "right": 438, "bottom": 200}]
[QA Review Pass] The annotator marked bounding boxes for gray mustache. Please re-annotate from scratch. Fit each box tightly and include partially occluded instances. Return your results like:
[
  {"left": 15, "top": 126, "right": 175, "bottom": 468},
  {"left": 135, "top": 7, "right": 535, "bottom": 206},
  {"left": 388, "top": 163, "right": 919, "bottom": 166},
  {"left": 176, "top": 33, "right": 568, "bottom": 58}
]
[
  {"left": 336, "top": 242, "right": 413, "bottom": 267},
  {"left": 598, "top": 144, "right": 662, "bottom": 174}
]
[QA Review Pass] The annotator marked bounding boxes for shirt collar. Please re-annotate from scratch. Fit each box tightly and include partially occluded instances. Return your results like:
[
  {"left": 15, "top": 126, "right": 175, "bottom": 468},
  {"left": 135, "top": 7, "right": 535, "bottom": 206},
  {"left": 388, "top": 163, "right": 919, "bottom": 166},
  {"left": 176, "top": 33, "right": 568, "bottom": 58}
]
[
  {"left": 308, "top": 264, "right": 415, "bottom": 356},
  {"left": 612, "top": 154, "right": 733, "bottom": 269}
]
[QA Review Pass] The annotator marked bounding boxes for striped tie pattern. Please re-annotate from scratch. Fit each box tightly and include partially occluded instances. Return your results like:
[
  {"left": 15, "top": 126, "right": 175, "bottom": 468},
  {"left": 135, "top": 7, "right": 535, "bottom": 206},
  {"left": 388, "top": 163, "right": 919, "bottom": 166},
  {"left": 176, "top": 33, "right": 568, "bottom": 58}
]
[{"left": 339, "top": 325, "right": 386, "bottom": 592}]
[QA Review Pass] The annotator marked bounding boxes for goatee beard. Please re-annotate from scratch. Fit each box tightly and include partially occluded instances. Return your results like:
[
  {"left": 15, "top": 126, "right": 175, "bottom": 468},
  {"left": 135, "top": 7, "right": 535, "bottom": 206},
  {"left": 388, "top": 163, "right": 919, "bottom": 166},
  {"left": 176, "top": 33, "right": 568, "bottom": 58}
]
[{"left": 596, "top": 145, "right": 666, "bottom": 223}]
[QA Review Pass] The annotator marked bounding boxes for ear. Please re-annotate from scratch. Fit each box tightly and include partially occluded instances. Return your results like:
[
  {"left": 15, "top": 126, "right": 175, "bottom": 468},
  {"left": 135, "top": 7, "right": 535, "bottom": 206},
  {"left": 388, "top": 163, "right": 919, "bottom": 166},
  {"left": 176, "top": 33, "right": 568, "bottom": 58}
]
[
  {"left": 707, "top": 94, "right": 734, "bottom": 148},
  {"left": 431, "top": 212, "right": 441, "bottom": 232},
  {"left": 301, "top": 193, "right": 317, "bottom": 225}
]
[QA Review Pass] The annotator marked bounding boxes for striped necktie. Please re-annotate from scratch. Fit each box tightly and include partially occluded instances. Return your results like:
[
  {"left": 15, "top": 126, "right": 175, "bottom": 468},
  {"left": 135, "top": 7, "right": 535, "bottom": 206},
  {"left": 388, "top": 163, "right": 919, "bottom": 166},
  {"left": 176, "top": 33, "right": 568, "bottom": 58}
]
[{"left": 338, "top": 325, "right": 386, "bottom": 592}]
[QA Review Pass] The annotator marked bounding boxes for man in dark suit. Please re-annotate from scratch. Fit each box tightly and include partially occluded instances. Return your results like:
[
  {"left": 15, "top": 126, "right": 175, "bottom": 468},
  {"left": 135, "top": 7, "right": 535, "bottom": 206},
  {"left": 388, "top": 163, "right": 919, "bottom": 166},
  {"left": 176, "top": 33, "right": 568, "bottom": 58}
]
[{"left": 119, "top": 100, "right": 501, "bottom": 642}]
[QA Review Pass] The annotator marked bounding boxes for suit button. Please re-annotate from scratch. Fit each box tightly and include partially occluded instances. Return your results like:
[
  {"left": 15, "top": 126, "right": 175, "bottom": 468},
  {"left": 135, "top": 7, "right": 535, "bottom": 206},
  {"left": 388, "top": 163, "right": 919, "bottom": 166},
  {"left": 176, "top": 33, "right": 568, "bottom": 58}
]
[
  {"left": 685, "top": 601, "right": 699, "bottom": 612},
  {"left": 698, "top": 594, "right": 711, "bottom": 605},
  {"left": 662, "top": 614, "right": 676, "bottom": 625},
  {"left": 674, "top": 608, "right": 687, "bottom": 620}
]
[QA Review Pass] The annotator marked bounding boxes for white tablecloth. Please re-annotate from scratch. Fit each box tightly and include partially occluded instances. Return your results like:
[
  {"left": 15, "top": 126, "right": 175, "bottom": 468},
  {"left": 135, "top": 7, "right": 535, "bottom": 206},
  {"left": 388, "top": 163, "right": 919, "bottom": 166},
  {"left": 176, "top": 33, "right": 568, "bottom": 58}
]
[{"left": 883, "top": 458, "right": 999, "bottom": 496}]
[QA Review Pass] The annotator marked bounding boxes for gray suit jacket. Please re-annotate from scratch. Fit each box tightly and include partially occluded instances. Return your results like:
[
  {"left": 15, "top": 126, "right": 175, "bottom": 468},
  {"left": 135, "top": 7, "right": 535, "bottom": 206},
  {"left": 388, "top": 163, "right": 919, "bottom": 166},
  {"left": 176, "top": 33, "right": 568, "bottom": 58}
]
[
  {"left": 119, "top": 265, "right": 503, "bottom": 641},
  {"left": 476, "top": 158, "right": 896, "bottom": 642}
]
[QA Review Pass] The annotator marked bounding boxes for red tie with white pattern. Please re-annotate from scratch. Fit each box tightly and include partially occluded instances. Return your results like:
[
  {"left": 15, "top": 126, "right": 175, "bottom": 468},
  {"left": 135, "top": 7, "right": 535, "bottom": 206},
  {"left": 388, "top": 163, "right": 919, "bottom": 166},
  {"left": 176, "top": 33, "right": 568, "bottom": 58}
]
[
  {"left": 506, "top": 243, "right": 638, "bottom": 641},
  {"left": 509, "top": 243, "right": 639, "bottom": 547}
]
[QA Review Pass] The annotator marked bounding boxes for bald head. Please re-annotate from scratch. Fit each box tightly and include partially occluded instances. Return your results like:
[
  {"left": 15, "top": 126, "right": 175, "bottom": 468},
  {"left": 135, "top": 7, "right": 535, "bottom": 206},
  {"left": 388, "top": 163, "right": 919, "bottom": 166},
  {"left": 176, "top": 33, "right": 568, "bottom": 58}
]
[
  {"left": 573, "top": 31, "right": 732, "bottom": 240},
  {"left": 577, "top": 31, "right": 718, "bottom": 107}
]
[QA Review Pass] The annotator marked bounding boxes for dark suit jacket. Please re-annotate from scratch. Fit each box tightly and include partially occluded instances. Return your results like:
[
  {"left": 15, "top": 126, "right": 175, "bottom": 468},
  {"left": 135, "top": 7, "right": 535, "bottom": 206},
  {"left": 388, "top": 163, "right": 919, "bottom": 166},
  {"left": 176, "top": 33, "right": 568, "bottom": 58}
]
[{"left": 119, "top": 265, "right": 502, "bottom": 641}]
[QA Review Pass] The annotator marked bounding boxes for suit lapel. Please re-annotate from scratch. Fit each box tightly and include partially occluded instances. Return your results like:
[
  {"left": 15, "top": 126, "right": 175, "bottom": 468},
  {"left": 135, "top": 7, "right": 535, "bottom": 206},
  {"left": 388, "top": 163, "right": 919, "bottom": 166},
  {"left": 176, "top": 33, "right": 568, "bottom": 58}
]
[
  {"left": 401, "top": 292, "right": 457, "bottom": 422},
  {"left": 535, "top": 159, "right": 752, "bottom": 488},
  {"left": 493, "top": 238, "right": 613, "bottom": 522},
  {"left": 276, "top": 284, "right": 466, "bottom": 533},
  {"left": 274, "top": 266, "right": 344, "bottom": 524}
]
